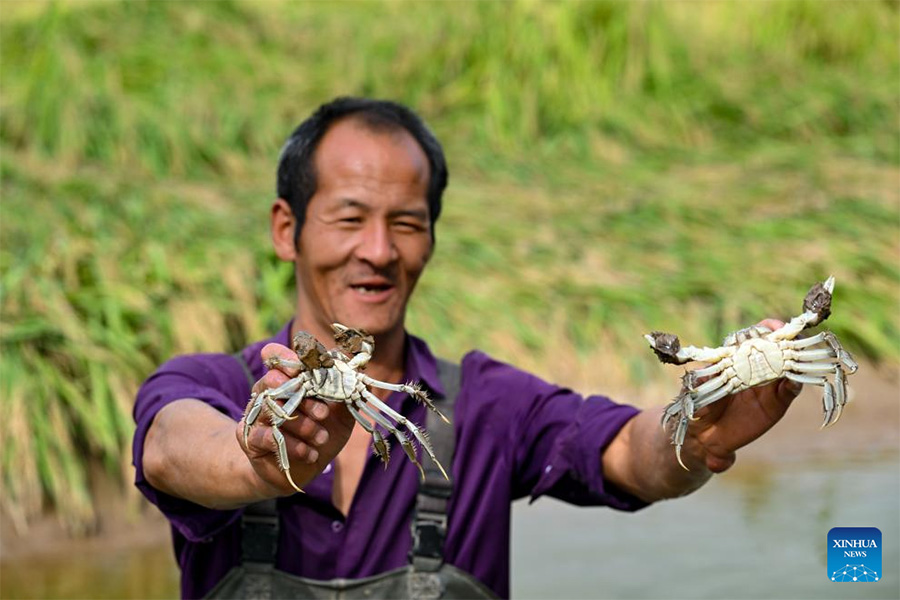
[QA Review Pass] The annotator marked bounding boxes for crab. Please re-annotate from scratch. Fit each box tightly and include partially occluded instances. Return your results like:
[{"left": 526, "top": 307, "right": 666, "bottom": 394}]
[
  {"left": 645, "top": 276, "right": 858, "bottom": 469},
  {"left": 242, "top": 323, "right": 450, "bottom": 492}
]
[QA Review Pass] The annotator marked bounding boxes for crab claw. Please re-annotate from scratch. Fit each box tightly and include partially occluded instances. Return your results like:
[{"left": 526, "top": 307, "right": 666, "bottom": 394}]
[
  {"left": 645, "top": 331, "right": 683, "bottom": 365},
  {"left": 803, "top": 276, "right": 834, "bottom": 325},
  {"left": 331, "top": 322, "right": 374, "bottom": 357}
]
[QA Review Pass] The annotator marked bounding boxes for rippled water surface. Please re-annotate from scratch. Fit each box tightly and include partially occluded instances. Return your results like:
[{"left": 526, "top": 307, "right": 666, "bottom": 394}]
[
  {"left": 512, "top": 454, "right": 899, "bottom": 599},
  {"left": 2, "top": 454, "right": 897, "bottom": 599}
]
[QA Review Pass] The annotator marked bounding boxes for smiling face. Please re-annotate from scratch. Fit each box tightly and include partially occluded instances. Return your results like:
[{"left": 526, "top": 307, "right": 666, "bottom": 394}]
[{"left": 274, "top": 117, "right": 433, "bottom": 347}]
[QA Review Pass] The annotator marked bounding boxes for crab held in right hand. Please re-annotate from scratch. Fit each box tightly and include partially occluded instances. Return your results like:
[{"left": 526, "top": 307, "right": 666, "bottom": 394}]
[
  {"left": 242, "top": 323, "right": 449, "bottom": 492},
  {"left": 645, "top": 276, "right": 858, "bottom": 470}
]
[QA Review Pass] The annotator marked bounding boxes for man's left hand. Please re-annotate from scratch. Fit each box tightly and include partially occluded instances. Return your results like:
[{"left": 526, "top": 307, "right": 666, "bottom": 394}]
[{"left": 681, "top": 318, "right": 803, "bottom": 473}]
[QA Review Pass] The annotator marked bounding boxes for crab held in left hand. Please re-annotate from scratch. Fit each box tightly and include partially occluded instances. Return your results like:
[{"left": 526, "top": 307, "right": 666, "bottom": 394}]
[{"left": 645, "top": 276, "right": 858, "bottom": 469}]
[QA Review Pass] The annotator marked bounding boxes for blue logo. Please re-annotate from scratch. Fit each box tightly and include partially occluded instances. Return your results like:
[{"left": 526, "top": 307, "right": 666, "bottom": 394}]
[{"left": 828, "top": 527, "right": 881, "bottom": 582}]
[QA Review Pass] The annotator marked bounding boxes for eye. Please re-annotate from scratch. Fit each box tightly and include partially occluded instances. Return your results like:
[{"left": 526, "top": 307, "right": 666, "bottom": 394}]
[{"left": 393, "top": 219, "right": 427, "bottom": 232}]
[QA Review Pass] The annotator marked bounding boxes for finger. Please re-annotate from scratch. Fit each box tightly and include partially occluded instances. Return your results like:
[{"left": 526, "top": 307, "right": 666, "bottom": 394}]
[
  {"left": 294, "top": 397, "right": 330, "bottom": 422},
  {"left": 757, "top": 318, "right": 785, "bottom": 331},
  {"left": 241, "top": 422, "right": 319, "bottom": 464},
  {"left": 705, "top": 450, "right": 736, "bottom": 473},
  {"left": 261, "top": 343, "right": 303, "bottom": 377},
  {"left": 280, "top": 412, "right": 330, "bottom": 446},
  {"left": 251, "top": 368, "right": 291, "bottom": 396}
]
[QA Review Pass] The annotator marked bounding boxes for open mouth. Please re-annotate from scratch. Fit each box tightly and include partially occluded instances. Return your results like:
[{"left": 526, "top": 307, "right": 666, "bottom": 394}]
[{"left": 350, "top": 281, "right": 395, "bottom": 296}]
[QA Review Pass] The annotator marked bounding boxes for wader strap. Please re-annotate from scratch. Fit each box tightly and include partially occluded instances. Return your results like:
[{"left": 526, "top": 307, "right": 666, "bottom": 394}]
[
  {"left": 233, "top": 351, "right": 256, "bottom": 391},
  {"left": 411, "top": 358, "right": 460, "bottom": 573},
  {"left": 242, "top": 498, "right": 279, "bottom": 563}
]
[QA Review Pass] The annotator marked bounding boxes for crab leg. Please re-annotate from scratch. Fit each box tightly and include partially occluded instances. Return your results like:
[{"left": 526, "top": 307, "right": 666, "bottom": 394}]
[
  {"left": 661, "top": 398, "right": 683, "bottom": 430},
  {"left": 243, "top": 377, "right": 304, "bottom": 446},
  {"left": 644, "top": 338, "right": 733, "bottom": 364},
  {"left": 823, "top": 331, "right": 859, "bottom": 374},
  {"left": 244, "top": 395, "right": 266, "bottom": 434},
  {"left": 356, "top": 399, "right": 427, "bottom": 479},
  {"left": 831, "top": 366, "right": 848, "bottom": 426},
  {"left": 788, "top": 348, "right": 837, "bottom": 362},
  {"left": 271, "top": 425, "right": 304, "bottom": 493},
  {"left": 784, "top": 372, "right": 827, "bottom": 385},
  {"left": 771, "top": 312, "right": 823, "bottom": 341},
  {"left": 673, "top": 415, "right": 690, "bottom": 470},
  {"left": 689, "top": 371, "right": 730, "bottom": 397},
  {"left": 690, "top": 360, "right": 732, "bottom": 379},
  {"left": 784, "top": 360, "right": 839, "bottom": 374},
  {"left": 345, "top": 401, "right": 391, "bottom": 465},
  {"left": 371, "top": 428, "right": 391, "bottom": 466},
  {"left": 264, "top": 356, "right": 305, "bottom": 371},
  {"left": 359, "top": 389, "right": 448, "bottom": 481},
  {"left": 784, "top": 332, "right": 829, "bottom": 349},
  {"left": 693, "top": 379, "right": 737, "bottom": 411},
  {"left": 279, "top": 381, "right": 316, "bottom": 418},
  {"left": 664, "top": 378, "right": 735, "bottom": 471},
  {"left": 360, "top": 376, "right": 450, "bottom": 424},
  {"left": 821, "top": 382, "right": 836, "bottom": 428}
]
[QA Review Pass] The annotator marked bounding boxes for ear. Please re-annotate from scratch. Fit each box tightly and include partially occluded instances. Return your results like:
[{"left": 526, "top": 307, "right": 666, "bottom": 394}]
[{"left": 271, "top": 198, "right": 298, "bottom": 261}]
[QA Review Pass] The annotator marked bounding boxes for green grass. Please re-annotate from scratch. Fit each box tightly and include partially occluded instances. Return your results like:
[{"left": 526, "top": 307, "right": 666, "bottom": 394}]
[{"left": 1, "top": 0, "right": 898, "bottom": 533}]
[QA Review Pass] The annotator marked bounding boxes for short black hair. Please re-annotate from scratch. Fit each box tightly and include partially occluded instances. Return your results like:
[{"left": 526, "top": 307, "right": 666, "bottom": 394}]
[{"left": 276, "top": 97, "right": 448, "bottom": 245}]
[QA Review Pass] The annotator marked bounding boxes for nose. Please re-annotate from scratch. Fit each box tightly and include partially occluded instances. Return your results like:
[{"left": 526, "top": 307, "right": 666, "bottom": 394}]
[{"left": 354, "top": 220, "right": 397, "bottom": 267}]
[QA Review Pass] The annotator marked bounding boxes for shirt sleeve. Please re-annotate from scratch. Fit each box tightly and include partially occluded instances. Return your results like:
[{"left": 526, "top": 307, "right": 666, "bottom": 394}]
[
  {"left": 132, "top": 353, "right": 250, "bottom": 542},
  {"left": 461, "top": 351, "right": 648, "bottom": 511}
]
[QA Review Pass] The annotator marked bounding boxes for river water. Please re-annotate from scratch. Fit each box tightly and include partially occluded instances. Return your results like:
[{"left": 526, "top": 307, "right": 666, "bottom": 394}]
[
  {"left": 512, "top": 453, "right": 899, "bottom": 599},
  {"left": 3, "top": 452, "right": 896, "bottom": 599}
]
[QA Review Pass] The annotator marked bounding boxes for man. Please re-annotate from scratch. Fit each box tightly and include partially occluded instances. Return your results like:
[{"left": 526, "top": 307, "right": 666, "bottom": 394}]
[{"left": 134, "top": 97, "right": 801, "bottom": 598}]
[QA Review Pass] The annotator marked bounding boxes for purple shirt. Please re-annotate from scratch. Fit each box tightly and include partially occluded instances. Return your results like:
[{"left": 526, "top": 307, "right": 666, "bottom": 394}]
[{"left": 132, "top": 322, "right": 646, "bottom": 598}]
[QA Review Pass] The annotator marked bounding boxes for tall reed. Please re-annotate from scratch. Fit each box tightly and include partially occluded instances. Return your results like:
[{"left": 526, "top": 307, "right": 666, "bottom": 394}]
[{"left": 1, "top": 0, "right": 897, "bottom": 533}]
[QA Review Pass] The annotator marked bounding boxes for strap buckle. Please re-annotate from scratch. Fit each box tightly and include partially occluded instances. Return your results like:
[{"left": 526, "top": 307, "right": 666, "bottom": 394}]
[
  {"left": 410, "top": 510, "right": 448, "bottom": 561},
  {"left": 241, "top": 509, "right": 279, "bottom": 564}
]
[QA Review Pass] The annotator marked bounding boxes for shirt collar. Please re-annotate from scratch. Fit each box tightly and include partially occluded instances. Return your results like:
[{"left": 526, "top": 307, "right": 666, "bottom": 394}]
[
  {"left": 274, "top": 320, "right": 293, "bottom": 347},
  {"left": 403, "top": 333, "right": 446, "bottom": 399}
]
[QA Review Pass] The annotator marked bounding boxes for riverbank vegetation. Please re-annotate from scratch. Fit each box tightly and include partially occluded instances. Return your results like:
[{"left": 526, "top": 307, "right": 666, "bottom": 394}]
[{"left": 2, "top": 0, "right": 897, "bottom": 534}]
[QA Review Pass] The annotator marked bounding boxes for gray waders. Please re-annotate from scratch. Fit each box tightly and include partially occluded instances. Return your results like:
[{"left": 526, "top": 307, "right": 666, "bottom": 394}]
[{"left": 204, "top": 357, "right": 497, "bottom": 600}]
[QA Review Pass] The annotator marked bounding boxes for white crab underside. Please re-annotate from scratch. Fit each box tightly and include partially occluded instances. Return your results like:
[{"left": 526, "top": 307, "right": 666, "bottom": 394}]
[{"left": 645, "top": 277, "right": 859, "bottom": 469}]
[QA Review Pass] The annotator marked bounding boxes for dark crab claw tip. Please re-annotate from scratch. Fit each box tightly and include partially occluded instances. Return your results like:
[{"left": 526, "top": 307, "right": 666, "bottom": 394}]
[
  {"left": 646, "top": 331, "right": 681, "bottom": 364},
  {"left": 803, "top": 277, "right": 834, "bottom": 323}
]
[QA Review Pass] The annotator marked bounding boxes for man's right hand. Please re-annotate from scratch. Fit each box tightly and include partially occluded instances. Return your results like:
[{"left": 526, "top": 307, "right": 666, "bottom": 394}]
[{"left": 236, "top": 342, "right": 356, "bottom": 496}]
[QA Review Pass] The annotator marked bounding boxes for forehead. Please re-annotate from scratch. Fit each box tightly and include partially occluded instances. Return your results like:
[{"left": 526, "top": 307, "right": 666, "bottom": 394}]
[{"left": 312, "top": 117, "right": 430, "bottom": 198}]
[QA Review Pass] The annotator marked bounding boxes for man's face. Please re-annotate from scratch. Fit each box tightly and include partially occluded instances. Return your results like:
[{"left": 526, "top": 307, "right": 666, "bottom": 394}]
[{"left": 293, "top": 118, "right": 432, "bottom": 340}]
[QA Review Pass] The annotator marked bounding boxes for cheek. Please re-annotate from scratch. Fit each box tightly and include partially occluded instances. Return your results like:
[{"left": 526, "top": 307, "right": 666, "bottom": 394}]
[
  {"left": 299, "top": 231, "right": 356, "bottom": 271},
  {"left": 403, "top": 242, "right": 432, "bottom": 277}
]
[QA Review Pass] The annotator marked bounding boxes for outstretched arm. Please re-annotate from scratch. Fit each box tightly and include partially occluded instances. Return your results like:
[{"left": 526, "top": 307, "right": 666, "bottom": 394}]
[
  {"left": 603, "top": 319, "right": 802, "bottom": 503},
  {"left": 142, "top": 343, "right": 355, "bottom": 509}
]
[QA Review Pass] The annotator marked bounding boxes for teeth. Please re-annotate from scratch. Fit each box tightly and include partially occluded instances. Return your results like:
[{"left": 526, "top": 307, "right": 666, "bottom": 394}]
[{"left": 354, "top": 286, "right": 386, "bottom": 294}]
